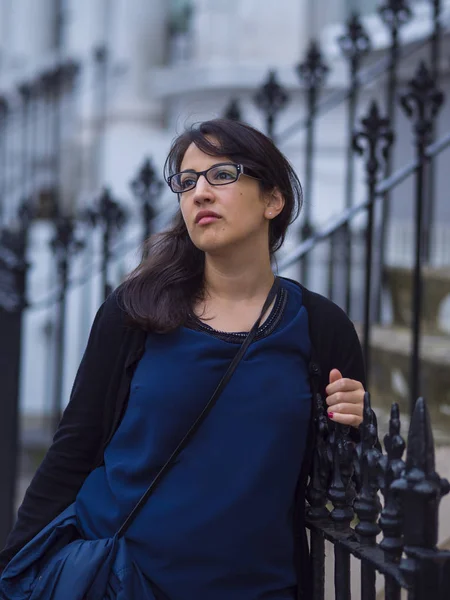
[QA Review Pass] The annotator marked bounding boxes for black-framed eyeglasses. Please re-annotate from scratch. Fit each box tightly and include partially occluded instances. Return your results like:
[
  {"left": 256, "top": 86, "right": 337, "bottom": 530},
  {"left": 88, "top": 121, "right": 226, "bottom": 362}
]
[{"left": 166, "top": 163, "right": 259, "bottom": 194}]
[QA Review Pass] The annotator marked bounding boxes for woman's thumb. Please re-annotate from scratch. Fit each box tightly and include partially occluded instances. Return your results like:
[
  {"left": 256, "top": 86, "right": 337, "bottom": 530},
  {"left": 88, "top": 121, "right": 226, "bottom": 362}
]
[{"left": 329, "top": 368, "right": 343, "bottom": 384}]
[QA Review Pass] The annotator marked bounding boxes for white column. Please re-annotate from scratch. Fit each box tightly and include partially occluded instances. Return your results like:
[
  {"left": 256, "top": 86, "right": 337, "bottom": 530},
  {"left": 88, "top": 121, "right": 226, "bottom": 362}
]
[
  {"left": 0, "top": 0, "right": 9, "bottom": 74},
  {"left": 65, "top": 0, "right": 107, "bottom": 58},
  {"left": 109, "top": 0, "right": 168, "bottom": 114},
  {"left": 191, "top": 0, "right": 238, "bottom": 64},
  {"left": 4, "top": 0, "right": 55, "bottom": 71},
  {"left": 192, "top": 0, "right": 310, "bottom": 66},
  {"left": 100, "top": 0, "right": 169, "bottom": 198}
]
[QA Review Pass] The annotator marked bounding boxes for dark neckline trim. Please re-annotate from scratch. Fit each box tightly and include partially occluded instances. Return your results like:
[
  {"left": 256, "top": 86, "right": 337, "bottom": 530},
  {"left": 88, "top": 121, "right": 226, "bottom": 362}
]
[{"left": 186, "top": 286, "right": 288, "bottom": 344}]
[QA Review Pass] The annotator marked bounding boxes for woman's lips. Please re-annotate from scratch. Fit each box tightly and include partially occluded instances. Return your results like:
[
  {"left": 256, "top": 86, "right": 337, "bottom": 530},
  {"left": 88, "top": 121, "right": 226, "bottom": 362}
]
[{"left": 197, "top": 216, "right": 221, "bottom": 226}]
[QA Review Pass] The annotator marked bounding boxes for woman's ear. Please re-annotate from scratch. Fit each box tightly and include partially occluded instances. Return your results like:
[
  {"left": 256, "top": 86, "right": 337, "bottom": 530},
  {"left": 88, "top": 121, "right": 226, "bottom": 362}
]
[{"left": 264, "top": 188, "right": 285, "bottom": 220}]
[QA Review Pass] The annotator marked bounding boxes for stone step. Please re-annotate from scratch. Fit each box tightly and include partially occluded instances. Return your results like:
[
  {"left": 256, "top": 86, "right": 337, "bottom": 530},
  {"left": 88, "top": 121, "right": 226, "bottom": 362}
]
[
  {"left": 355, "top": 324, "right": 450, "bottom": 446},
  {"left": 385, "top": 266, "right": 450, "bottom": 335},
  {"left": 370, "top": 324, "right": 450, "bottom": 365}
]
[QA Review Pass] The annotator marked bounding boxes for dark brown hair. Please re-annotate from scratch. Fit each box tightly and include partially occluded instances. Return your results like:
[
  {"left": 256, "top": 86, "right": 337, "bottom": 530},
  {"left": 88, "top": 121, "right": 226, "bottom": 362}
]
[{"left": 120, "top": 118, "right": 303, "bottom": 332}]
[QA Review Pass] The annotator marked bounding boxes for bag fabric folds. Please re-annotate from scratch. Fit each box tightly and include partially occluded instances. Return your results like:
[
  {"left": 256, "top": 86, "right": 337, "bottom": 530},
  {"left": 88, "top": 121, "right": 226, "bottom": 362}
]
[{"left": 0, "top": 504, "right": 157, "bottom": 600}]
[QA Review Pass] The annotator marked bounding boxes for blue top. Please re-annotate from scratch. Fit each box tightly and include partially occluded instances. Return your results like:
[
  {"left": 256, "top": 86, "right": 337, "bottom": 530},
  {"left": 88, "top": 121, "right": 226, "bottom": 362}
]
[{"left": 75, "top": 278, "right": 312, "bottom": 600}]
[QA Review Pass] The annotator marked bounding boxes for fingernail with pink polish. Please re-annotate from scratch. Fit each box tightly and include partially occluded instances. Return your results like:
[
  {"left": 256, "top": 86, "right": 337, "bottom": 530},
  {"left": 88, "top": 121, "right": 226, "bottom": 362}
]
[{"left": 328, "top": 412, "right": 334, "bottom": 419}]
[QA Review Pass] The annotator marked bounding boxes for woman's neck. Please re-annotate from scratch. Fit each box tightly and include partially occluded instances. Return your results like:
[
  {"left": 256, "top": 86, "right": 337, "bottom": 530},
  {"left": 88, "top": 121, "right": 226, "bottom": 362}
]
[{"left": 203, "top": 256, "right": 275, "bottom": 304}]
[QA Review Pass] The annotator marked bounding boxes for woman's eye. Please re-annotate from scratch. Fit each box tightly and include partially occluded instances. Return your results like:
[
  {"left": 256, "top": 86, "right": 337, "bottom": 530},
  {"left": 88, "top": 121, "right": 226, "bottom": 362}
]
[
  {"left": 213, "top": 170, "right": 234, "bottom": 181},
  {"left": 180, "top": 177, "right": 196, "bottom": 189}
]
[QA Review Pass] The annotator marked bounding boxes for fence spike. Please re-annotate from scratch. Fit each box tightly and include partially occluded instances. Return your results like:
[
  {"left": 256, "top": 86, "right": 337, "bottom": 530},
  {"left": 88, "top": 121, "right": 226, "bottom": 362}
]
[
  {"left": 296, "top": 39, "right": 330, "bottom": 90},
  {"left": 400, "top": 61, "right": 444, "bottom": 147},
  {"left": 407, "top": 396, "right": 436, "bottom": 474},
  {"left": 306, "top": 391, "right": 331, "bottom": 520},
  {"left": 50, "top": 216, "right": 85, "bottom": 267},
  {"left": 391, "top": 397, "right": 450, "bottom": 550},
  {"left": 338, "top": 11, "right": 372, "bottom": 72},
  {"left": 130, "top": 158, "right": 162, "bottom": 245},
  {"left": 253, "top": 70, "right": 289, "bottom": 139},
  {"left": 224, "top": 99, "right": 242, "bottom": 122},
  {"left": 353, "top": 392, "right": 382, "bottom": 544},
  {"left": 378, "top": 0, "right": 413, "bottom": 31},
  {"left": 328, "top": 422, "right": 356, "bottom": 529},
  {"left": 379, "top": 402, "right": 406, "bottom": 562},
  {"left": 353, "top": 101, "right": 394, "bottom": 177},
  {"left": 96, "top": 187, "right": 128, "bottom": 232},
  {"left": 0, "top": 227, "right": 28, "bottom": 313}
]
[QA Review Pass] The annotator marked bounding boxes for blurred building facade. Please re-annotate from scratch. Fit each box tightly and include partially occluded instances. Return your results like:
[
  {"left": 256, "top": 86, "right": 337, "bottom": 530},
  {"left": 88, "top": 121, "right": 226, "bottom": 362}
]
[{"left": 3, "top": 3, "right": 450, "bottom": 593}]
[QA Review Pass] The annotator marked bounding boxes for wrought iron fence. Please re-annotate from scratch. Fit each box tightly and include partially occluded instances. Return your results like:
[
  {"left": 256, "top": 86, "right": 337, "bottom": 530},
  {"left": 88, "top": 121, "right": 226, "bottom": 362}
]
[
  {"left": 1, "top": 0, "right": 450, "bottom": 594},
  {"left": 307, "top": 394, "right": 450, "bottom": 599}
]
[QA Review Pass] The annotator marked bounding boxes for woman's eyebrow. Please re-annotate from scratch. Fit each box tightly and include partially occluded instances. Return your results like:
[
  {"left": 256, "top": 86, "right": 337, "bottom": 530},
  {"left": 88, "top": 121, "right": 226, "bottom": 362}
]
[
  {"left": 178, "top": 164, "right": 218, "bottom": 173},
  {"left": 178, "top": 161, "right": 234, "bottom": 173}
]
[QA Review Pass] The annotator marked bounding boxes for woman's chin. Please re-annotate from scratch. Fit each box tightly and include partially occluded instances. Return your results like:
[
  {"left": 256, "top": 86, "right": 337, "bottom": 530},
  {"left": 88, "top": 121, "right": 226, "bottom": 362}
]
[
  {"left": 193, "top": 239, "right": 235, "bottom": 255},
  {"left": 195, "top": 244, "right": 225, "bottom": 255}
]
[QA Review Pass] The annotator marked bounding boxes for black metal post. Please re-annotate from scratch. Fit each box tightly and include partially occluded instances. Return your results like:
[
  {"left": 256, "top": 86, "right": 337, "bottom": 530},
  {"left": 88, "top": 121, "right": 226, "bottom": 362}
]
[
  {"left": 296, "top": 41, "right": 329, "bottom": 287},
  {"left": 39, "top": 69, "right": 59, "bottom": 219},
  {"left": 0, "top": 97, "right": 9, "bottom": 224},
  {"left": 392, "top": 398, "right": 450, "bottom": 598},
  {"left": 102, "top": 230, "right": 112, "bottom": 299},
  {"left": 378, "top": 405, "right": 406, "bottom": 600},
  {"left": 326, "top": 233, "right": 335, "bottom": 301},
  {"left": 223, "top": 99, "right": 242, "bottom": 122},
  {"left": 88, "top": 188, "right": 127, "bottom": 300},
  {"left": 50, "top": 217, "right": 84, "bottom": 432},
  {"left": 1, "top": 98, "right": 12, "bottom": 223},
  {"left": 253, "top": 70, "right": 289, "bottom": 141},
  {"left": 0, "top": 206, "right": 31, "bottom": 546},
  {"left": 61, "top": 60, "right": 81, "bottom": 133},
  {"left": 306, "top": 391, "right": 330, "bottom": 600},
  {"left": 400, "top": 61, "right": 443, "bottom": 413},
  {"left": 93, "top": 46, "right": 109, "bottom": 184},
  {"left": 376, "top": 0, "right": 412, "bottom": 322},
  {"left": 52, "top": 66, "right": 63, "bottom": 216},
  {"left": 422, "top": 0, "right": 442, "bottom": 263},
  {"left": 130, "top": 158, "right": 163, "bottom": 253},
  {"left": 353, "top": 101, "right": 393, "bottom": 382},
  {"left": 338, "top": 13, "right": 371, "bottom": 315},
  {"left": 18, "top": 84, "right": 32, "bottom": 208},
  {"left": 379, "top": 403, "right": 405, "bottom": 566},
  {"left": 328, "top": 423, "right": 355, "bottom": 600},
  {"left": 29, "top": 80, "right": 41, "bottom": 211},
  {"left": 303, "top": 392, "right": 450, "bottom": 598},
  {"left": 353, "top": 393, "right": 382, "bottom": 600},
  {"left": 309, "top": 529, "right": 325, "bottom": 600}
]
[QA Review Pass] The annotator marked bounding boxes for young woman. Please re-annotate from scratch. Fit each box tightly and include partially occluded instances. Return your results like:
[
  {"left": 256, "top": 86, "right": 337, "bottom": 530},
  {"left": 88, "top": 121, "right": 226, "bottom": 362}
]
[{"left": 0, "top": 119, "right": 366, "bottom": 600}]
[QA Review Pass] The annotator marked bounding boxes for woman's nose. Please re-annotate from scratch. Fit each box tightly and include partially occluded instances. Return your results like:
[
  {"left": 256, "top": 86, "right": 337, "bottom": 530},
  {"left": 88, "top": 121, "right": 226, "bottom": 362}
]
[{"left": 193, "top": 175, "right": 215, "bottom": 203}]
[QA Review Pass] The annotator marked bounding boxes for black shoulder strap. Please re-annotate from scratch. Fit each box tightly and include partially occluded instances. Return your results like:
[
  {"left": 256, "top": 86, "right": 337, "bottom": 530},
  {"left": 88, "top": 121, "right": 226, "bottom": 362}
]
[
  {"left": 117, "top": 276, "right": 281, "bottom": 537},
  {"left": 297, "top": 283, "right": 326, "bottom": 392}
]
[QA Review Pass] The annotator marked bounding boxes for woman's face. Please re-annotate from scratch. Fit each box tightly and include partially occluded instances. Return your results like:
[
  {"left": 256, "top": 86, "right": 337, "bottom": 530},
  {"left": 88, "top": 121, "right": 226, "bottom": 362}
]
[{"left": 178, "top": 142, "right": 283, "bottom": 255}]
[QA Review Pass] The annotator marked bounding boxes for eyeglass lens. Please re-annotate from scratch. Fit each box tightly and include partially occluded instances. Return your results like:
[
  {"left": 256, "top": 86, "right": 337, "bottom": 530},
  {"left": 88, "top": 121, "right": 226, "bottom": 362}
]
[{"left": 171, "top": 164, "right": 239, "bottom": 193}]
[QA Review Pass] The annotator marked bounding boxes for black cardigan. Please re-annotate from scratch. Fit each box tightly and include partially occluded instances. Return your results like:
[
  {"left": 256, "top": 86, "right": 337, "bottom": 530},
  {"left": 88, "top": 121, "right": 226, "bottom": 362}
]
[{"left": 0, "top": 278, "right": 366, "bottom": 598}]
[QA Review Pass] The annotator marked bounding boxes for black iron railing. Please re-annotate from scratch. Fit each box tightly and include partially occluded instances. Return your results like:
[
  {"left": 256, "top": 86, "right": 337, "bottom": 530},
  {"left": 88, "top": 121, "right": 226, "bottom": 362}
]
[
  {"left": 0, "top": 155, "right": 163, "bottom": 543},
  {"left": 0, "top": 212, "right": 29, "bottom": 545},
  {"left": 306, "top": 393, "right": 450, "bottom": 599},
  {"left": 279, "top": 113, "right": 450, "bottom": 407},
  {"left": 243, "top": 0, "right": 449, "bottom": 325}
]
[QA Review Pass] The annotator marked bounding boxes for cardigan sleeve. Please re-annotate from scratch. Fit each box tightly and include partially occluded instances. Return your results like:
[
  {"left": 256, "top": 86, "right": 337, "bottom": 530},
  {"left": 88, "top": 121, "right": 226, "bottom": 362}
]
[
  {"left": 329, "top": 312, "right": 366, "bottom": 389},
  {"left": 303, "top": 286, "right": 366, "bottom": 389},
  {"left": 301, "top": 286, "right": 368, "bottom": 444},
  {"left": 0, "top": 293, "right": 129, "bottom": 573}
]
